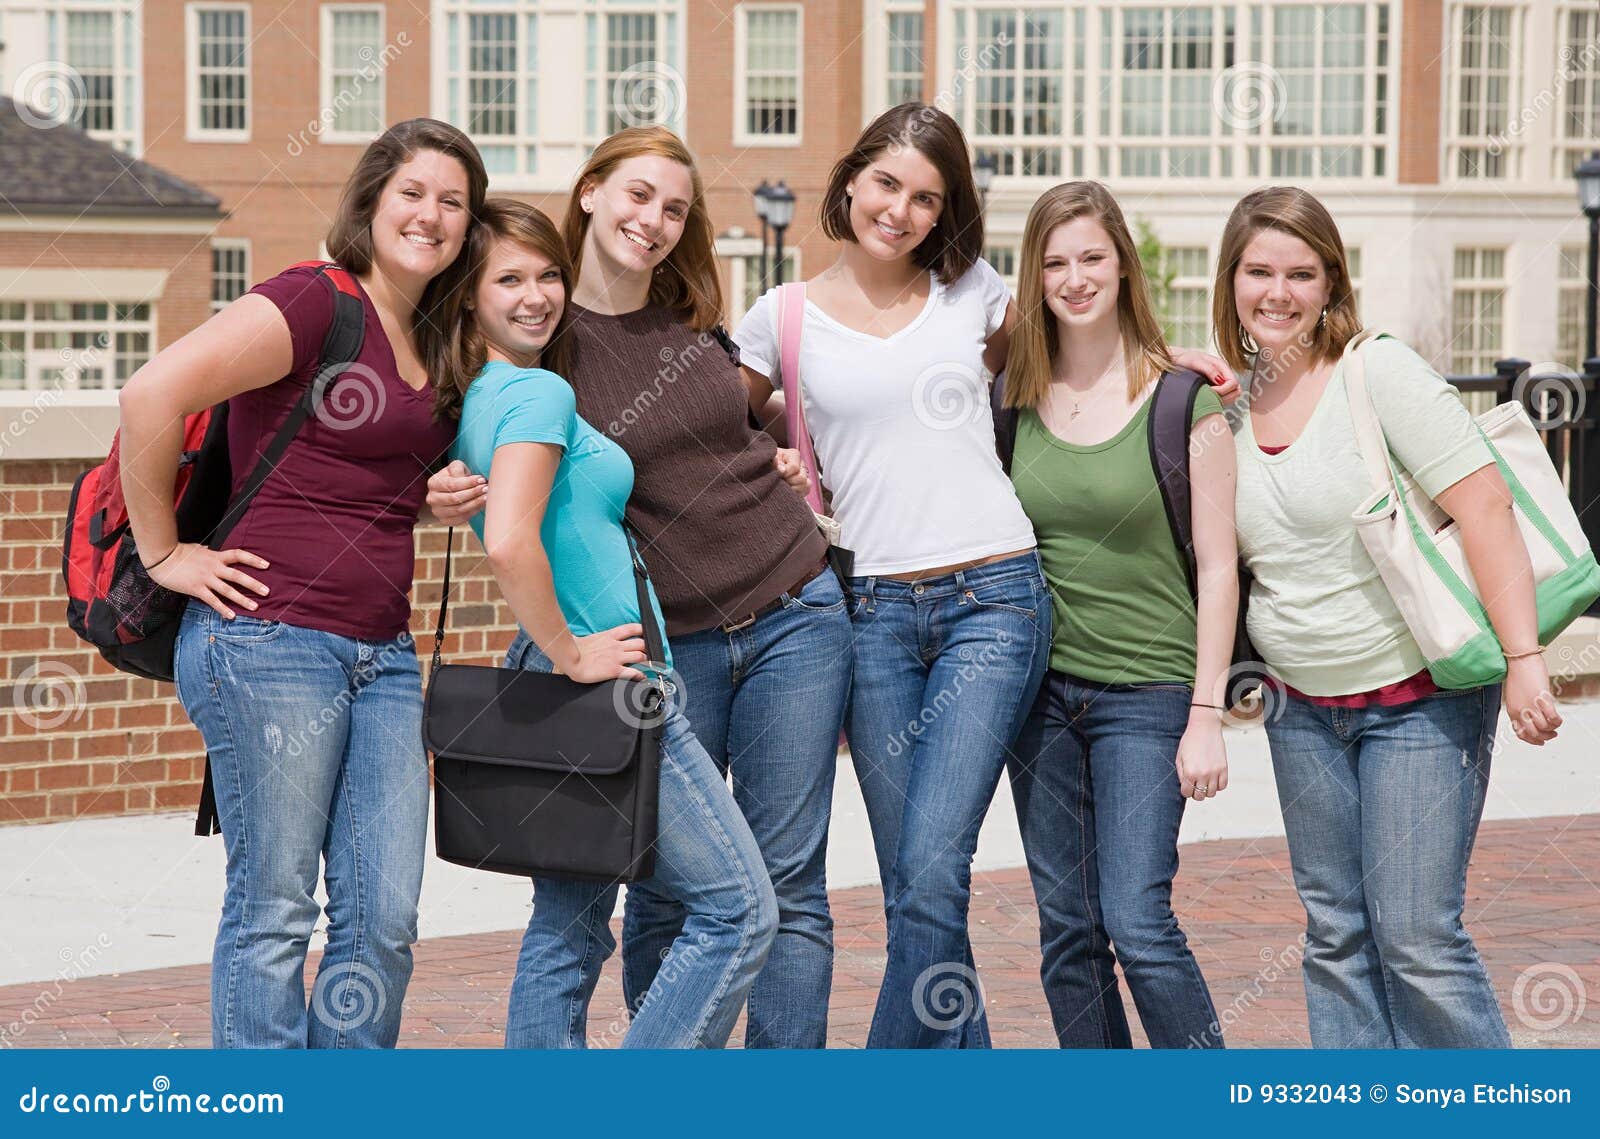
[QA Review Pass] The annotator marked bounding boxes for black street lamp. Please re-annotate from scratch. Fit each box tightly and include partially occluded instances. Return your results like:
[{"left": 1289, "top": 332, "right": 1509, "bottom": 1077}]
[
  {"left": 752, "top": 180, "right": 773, "bottom": 290},
  {"left": 974, "top": 152, "right": 997, "bottom": 214},
  {"left": 1576, "top": 151, "right": 1600, "bottom": 362},
  {"left": 766, "top": 181, "right": 795, "bottom": 287}
]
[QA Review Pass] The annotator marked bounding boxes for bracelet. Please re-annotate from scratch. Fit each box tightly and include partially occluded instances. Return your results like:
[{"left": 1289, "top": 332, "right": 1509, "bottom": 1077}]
[
  {"left": 1190, "top": 702, "right": 1223, "bottom": 710},
  {"left": 142, "top": 545, "right": 178, "bottom": 571},
  {"left": 1503, "top": 647, "right": 1543, "bottom": 661}
]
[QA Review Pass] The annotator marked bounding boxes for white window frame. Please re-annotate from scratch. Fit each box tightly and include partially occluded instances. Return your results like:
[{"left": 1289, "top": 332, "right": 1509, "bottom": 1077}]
[
  {"left": 319, "top": 4, "right": 389, "bottom": 144},
  {"left": 210, "top": 239, "right": 251, "bottom": 314},
  {"left": 13, "top": 2, "right": 144, "bottom": 154},
  {"left": 947, "top": 2, "right": 1398, "bottom": 189},
  {"left": 734, "top": 4, "right": 803, "bottom": 147},
  {"left": 716, "top": 236, "right": 799, "bottom": 326},
  {"left": 1558, "top": 245, "right": 1587, "bottom": 368},
  {"left": 186, "top": 3, "right": 251, "bottom": 142},
  {"left": 585, "top": 1, "right": 684, "bottom": 146},
  {"left": 1445, "top": 2, "right": 1523, "bottom": 180},
  {"left": 436, "top": 1, "right": 540, "bottom": 182},
  {"left": 1251, "top": 2, "right": 1394, "bottom": 181},
  {"left": 0, "top": 300, "right": 156, "bottom": 393},
  {"left": 1158, "top": 246, "right": 1212, "bottom": 350},
  {"left": 884, "top": 1, "right": 926, "bottom": 111},
  {"left": 1555, "top": 2, "right": 1600, "bottom": 180},
  {"left": 1450, "top": 247, "right": 1508, "bottom": 375}
]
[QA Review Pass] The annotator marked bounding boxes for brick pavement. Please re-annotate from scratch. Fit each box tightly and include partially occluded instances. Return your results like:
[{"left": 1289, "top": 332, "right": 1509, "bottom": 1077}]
[{"left": 3, "top": 816, "right": 1597, "bottom": 1049}]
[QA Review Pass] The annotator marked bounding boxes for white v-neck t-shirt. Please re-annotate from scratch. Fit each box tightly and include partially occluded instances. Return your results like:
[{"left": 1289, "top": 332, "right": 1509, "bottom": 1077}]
[{"left": 734, "top": 258, "right": 1036, "bottom": 576}]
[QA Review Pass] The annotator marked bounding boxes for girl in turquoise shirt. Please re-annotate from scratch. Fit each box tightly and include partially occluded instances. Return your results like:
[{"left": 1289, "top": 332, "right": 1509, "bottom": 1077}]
[{"left": 436, "top": 198, "right": 775, "bottom": 1048}]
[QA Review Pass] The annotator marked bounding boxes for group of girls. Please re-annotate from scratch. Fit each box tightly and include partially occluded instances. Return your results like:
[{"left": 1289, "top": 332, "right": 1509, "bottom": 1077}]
[{"left": 118, "top": 101, "right": 1560, "bottom": 1052}]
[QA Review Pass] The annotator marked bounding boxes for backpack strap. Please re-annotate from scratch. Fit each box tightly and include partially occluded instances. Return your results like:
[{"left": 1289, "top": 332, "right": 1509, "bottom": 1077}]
[
  {"left": 206, "top": 263, "right": 367, "bottom": 548},
  {"left": 991, "top": 369, "right": 1018, "bottom": 474},
  {"left": 194, "top": 263, "right": 366, "bottom": 838},
  {"left": 1148, "top": 369, "right": 1207, "bottom": 602}
]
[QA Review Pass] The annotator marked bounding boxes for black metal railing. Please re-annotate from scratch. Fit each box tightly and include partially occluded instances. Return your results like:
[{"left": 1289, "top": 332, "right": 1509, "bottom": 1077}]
[{"left": 1444, "top": 356, "right": 1600, "bottom": 562}]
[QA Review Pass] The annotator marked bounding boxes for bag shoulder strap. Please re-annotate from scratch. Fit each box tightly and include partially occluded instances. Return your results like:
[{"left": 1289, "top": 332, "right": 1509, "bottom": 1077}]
[
  {"left": 991, "top": 370, "right": 1018, "bottom": 475},
  {"left": 208, "top": 263, "right": 367, "bottom": 547},
  {"left": 1338, "top": 328, "right": 1391, "bottom": 495},
  {"left": 776, "top": 283, "right": 826, "bottom": 516},
  {"left": 430, "top": 524, "right": 668, "bottom": 678},
  {"left": 1148, "top": 370, "right": 1207, "bottom": 601}
]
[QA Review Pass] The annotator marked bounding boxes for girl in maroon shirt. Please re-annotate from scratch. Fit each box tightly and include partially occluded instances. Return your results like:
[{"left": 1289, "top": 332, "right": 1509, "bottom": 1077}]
[{"left": 118, "top": 119, "right": 486, "bottom": 1049}]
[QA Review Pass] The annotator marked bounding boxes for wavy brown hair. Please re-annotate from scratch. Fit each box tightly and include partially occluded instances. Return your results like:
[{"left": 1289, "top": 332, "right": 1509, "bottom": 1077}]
[
  {"left": 562, "top": 126, "right": 723, "bottom": 331},
  {"left": 1005, "top": 181, "right": 1174, "bottom": 409},
  {"left": 820, "top": 102, "right": 984, "bottom": 286},
  {"left": 323, "top": 118, "right": 488, "bottom": 406},
  {"left": 1212, "top": 186, "right": 1362, "bottom": 373},
  {"left": 433, "top": 199, "right": 575, "bottom": 423}
]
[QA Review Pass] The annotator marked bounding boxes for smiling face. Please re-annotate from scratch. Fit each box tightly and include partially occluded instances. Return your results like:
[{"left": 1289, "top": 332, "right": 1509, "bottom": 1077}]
[
  {"left": 579, "top": 154, "right": 693, "bottom": 278},
  {"left": 1039, "top": 216, "right": 1123, "bottom": 333},
  {"left": 368, "top": 149, "right": 472, "bottom": 286},
  {"left": 844, "top": 146, "right": 947, "bottom": 262},
  {"left": 1233, "top": 227, "right": 1333, "bottom": 356},
  {"left": 471, "top": 235, "right": 566, "bottom": 368}
]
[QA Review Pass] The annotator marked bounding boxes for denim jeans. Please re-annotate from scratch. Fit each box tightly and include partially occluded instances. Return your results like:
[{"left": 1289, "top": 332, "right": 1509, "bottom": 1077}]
[
  {"left": 501, "top": 634, "right": 778, "bottom": 1048},
  {"left": 846, "top": 550, "right": 1051, "bottom": 1048},
  {"left": 1265, "top": 684, "right": 1510, "bottom": 1048},
  {"left": 621, "top": 568, "right": 852, "bottom": 1048},
  {"left": 173, "top": 602, "right": 430, "bottom": 1049},
  {"left": 1008, "top": 671, "right": 1223, "bottom": 1049}
]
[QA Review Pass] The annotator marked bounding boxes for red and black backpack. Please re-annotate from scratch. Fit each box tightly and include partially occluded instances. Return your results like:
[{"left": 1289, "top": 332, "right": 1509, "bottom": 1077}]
[{"left": 62, "top": 262, "right": 366, "bottom": 682}]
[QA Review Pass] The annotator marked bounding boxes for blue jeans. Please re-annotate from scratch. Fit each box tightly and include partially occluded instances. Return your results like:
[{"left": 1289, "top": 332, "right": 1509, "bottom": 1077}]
[
  {"left": 1008, "top": 672, "right": 1222, "bottom": 1049},
  {"left": 501, "top": 634, "right": 778, "bottom": 1048},
  {"left": 1265, "top": 685, "right": 1510, "bottom": 1048},
  {"left": 846, "top": 550, "right": 1051, "bottom": 1048},
  {"left": 621, "top": 568, "right": 852, "bottom": 1048},
  {"left": 173, "top": 602, "right": 430, "bottom": 1049}
]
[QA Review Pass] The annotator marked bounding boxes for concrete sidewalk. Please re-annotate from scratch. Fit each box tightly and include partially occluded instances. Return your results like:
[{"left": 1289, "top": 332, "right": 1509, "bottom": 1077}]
[
  {"left": 2, "top": 815, "right": 1596, "bottom": 1048},
  {"left": 4, "top": 703, "right": 1599, "bottom": 989}
]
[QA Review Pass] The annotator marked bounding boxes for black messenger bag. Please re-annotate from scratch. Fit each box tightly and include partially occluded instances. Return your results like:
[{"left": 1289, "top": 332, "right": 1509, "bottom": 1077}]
[{"left": 423, "top": 527, "right": 668, "bottom": 882}]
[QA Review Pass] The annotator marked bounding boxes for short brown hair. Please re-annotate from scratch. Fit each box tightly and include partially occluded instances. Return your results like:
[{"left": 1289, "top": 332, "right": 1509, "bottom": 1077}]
[
  {"left": 1006, "top": 181, "right": 1174, "bottom": 409},
  {"left": 433, "top": 198, "right": 575, "bottom": 423},
  {"left": 1212, "top": 186, "right": 1362, "bottom": 372},
  {"left": 820, "top": 102, "right": 983, "bottom": 286},
  {"left": 562, "top": 126, "right": 724, "bottom": 331}
]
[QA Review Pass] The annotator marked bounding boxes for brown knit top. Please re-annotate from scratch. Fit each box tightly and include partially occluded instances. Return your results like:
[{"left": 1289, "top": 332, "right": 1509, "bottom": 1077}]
[{"left": 562, "top": 302, "right": 827, "bottom": 636}]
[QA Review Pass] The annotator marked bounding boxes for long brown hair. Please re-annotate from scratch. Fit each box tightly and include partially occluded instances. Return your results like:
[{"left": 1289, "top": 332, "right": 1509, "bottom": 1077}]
[
  {"left": 323, "top": 118, "right": 488, "bottom": 402},
  {"left": 820, "top": 102, "right": 983, "bottom": 286},
  {"left": 562, "top": 126, "right": 723, "bottom": 331},
  {"left": 1005, "top": 181, "right": 1174, "bottom": 409},
  {"left": 1212, "top": 186, "right": 1362, "bottom": 373},
  {"left": 433, "top": 198, "right": 575, "bottom": 423}
]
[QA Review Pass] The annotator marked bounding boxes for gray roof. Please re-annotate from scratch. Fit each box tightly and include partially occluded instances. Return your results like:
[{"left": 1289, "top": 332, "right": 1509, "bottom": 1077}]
[{"left": 0, "top": 96, "right": 221, "bottom": 218}]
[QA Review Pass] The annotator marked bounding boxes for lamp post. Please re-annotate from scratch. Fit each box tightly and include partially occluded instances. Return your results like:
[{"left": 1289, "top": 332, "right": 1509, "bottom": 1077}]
[
  {"left": 766, "top": 180, "right": 795, "bottom": 287},
  {"left": 752, "top": 180, "right": 773, "bottom": 291},
  {"left": 1576, "top": 151, "right": 1600, "bottom": 362},
  {"left": 974, "top": 152, "right": 997, "bottom": 215}
]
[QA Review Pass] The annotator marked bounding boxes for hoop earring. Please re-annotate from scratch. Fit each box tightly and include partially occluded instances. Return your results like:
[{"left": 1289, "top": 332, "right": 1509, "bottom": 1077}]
[{"left": 1239, "top": 324, "right": 1260, "bottom": 356}]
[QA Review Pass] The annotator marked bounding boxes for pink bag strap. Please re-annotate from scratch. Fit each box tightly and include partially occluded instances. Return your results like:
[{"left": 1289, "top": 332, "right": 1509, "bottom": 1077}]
[{"left": 777, "top": 282, "right": 825, "bottom": 515}]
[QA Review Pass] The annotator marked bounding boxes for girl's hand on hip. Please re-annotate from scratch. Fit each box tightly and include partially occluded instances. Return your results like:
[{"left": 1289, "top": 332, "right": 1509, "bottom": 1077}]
[{"left": 146, "top": 542, "right": 270, "bottom": 620}]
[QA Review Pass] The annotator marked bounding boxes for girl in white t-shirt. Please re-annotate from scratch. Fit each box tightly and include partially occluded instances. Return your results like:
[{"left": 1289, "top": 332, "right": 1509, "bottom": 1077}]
[{"left": 735, "top": 103, "right": 1227, "bottom": 1048}]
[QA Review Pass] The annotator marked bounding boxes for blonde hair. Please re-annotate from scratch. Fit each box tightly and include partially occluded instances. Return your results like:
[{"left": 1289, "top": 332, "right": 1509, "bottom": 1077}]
[
  {"left": 1005, "top": 181, "right": 1173, "bottom": 409},
  {"left": 562, "top": 126, "right": 724, "bottom": 331},
  {"left": 1212, "top": 186, "right": 1362, "bottom": 373}
]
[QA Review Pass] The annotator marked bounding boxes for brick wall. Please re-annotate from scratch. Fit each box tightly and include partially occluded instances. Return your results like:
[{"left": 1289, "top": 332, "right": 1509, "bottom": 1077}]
[{"left": 0, "top": 458, "right": 518, "bottom": 827}]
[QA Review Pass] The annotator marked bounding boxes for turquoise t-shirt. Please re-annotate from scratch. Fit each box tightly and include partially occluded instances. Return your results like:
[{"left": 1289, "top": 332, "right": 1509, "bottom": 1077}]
[{"left": 450, "top": 361, "right": 671, "bottom": 665}]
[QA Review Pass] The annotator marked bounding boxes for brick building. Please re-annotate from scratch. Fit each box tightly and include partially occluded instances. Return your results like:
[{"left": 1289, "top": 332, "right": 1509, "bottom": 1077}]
[{"left": 0, "top": 0, "right": 1596, "bottom": 824}]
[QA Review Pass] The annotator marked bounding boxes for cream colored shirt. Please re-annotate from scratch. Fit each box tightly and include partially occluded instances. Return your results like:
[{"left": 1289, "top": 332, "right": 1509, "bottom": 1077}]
[{"left": 1230, "top": 336, "right": 1493, "bottom": 695}]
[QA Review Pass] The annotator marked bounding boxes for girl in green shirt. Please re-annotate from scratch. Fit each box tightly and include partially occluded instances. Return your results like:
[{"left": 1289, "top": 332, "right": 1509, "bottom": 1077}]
[{"left": 1004, "top": 181, "right": 1237, "bottom": 1048}]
